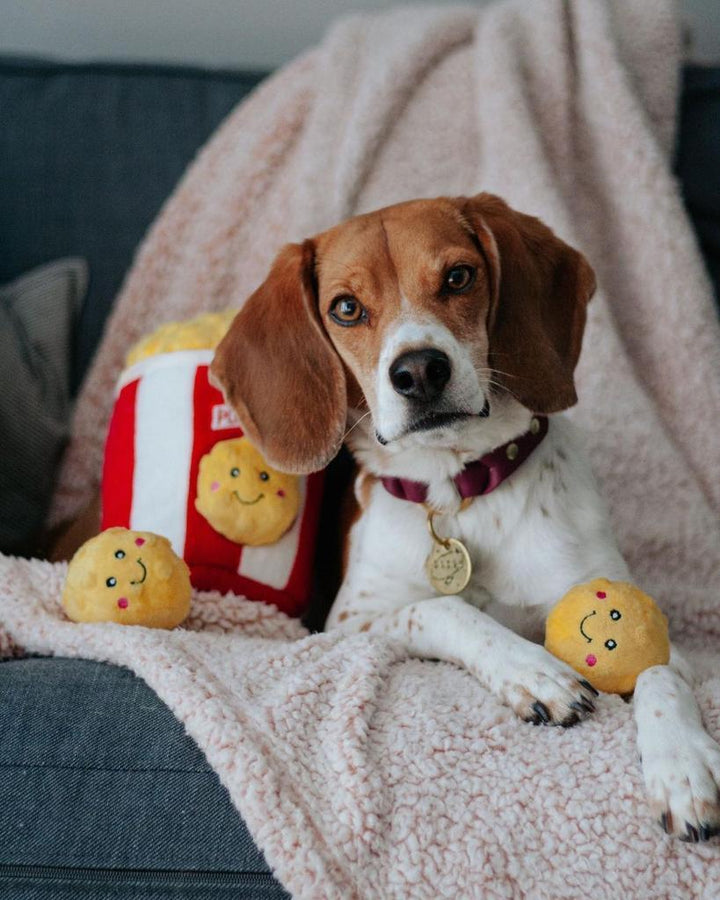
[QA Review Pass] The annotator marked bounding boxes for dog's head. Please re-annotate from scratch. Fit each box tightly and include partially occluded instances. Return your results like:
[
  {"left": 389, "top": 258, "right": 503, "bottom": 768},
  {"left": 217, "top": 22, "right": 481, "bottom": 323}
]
[{"left": 211, "top": 193, "right": 595, "bottom": 473}]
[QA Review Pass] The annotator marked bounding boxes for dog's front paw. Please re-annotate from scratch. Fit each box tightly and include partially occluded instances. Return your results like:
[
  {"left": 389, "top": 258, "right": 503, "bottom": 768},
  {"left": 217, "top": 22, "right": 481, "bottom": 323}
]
[
  {"left": 643, "top": 730, "right": 720, "bottom": 842},
  {"left": 486, "top": 643, "right": 598, "bottom": 727}
]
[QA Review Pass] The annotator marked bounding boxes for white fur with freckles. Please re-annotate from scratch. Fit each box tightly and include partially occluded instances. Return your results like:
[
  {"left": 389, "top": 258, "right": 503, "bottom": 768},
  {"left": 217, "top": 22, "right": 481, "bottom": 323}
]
[{"left": 329, "top": 401, "right": 720, "bottom": 839}]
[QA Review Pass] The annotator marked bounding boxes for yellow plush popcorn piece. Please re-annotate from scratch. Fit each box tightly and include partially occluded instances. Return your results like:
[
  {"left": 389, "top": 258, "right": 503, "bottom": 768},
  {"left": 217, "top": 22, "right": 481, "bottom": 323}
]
[
  {"left": 125, "top": 310, "right": 238, "bottom": 366},
  {"left": 195, "top": 438, "right": 301, "bottom": 546},
  {"left": 545, "top": 578, "right": 670, "bottom": 695},
  {"left": 63, "top": 528, "right": 191, "bottom": 629}
]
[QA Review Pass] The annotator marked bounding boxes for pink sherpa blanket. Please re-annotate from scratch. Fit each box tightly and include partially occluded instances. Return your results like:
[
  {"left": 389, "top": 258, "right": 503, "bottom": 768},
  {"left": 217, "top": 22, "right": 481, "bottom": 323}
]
[{"left": 3, "top": 0, "right": 720, "bottom": 896}]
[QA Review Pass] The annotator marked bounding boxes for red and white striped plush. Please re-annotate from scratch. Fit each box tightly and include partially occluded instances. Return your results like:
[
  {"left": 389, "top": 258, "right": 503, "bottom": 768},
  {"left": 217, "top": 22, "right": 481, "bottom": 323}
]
[{"left": 101, "top": 349, "right": 323, "bottom": 617}]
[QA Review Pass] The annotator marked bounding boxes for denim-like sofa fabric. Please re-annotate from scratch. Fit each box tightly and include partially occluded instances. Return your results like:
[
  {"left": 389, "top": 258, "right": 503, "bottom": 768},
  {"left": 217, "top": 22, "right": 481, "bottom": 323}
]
[
  {"left": 0, "top": 59, "right": 265, "bottom": 394},
  {"left": 0, "top": 657, "right": 290, "bottom": 898},
  {"left": 676, "top": 65, "right": 720, "bottom": 307}
]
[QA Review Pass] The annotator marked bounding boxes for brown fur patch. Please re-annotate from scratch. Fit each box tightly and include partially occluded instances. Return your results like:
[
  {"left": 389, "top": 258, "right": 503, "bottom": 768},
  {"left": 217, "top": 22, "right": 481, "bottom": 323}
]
[
  {"left": 463, "top": 193, "right": 595, "bottom": 414},
  {"left": 312, "top": 199, "right": 493, "bottom": 410},
  {"left": 356, "top": 470, "right": 377, "bottom": 510},
  {"left": 338, "top": 477, "right": 363, "bottom": 578},
  {"left": 211, "top": 241, "right": 346, "bottom": 474}
]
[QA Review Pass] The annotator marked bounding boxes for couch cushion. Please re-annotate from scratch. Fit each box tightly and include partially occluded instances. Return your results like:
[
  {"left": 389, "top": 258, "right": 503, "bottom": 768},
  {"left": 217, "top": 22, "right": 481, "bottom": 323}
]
[
  {"left": 675, "top": 64, "right": 720, "bottom": 307},
  {"left": 0, "top": 657, "right": 289, "bottom": 898},
  {"left": 0, "top": 258, "right": 87, "bottom": 556},
  {"left": 0, "top": 59, "right": 266, "bottom": 394}
]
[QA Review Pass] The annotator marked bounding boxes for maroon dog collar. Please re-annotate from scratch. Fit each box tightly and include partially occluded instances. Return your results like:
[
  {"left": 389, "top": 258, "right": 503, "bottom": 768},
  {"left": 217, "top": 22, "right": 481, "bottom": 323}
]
[{"left": 381, "top": 416, "right": 549, "bottom": 504}]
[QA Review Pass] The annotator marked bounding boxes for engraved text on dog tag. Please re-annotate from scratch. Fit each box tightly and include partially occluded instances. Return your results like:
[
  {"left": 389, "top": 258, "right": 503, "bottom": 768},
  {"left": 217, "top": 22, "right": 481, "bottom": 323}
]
[{"left": 425, "top": 509, "right": 472, "bottom": 595}]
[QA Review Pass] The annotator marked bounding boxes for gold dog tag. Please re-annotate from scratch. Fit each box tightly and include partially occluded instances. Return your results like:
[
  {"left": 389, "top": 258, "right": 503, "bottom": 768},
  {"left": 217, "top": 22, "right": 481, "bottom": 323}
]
[{"left": 425, "top": 509, "right": 472, "bottom": 595}]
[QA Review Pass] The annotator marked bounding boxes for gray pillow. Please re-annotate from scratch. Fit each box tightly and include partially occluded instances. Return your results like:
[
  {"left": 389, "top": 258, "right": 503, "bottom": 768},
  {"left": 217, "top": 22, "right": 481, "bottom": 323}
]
[{"left": 0, "top": 259, "right": 87, "bottom": 556}]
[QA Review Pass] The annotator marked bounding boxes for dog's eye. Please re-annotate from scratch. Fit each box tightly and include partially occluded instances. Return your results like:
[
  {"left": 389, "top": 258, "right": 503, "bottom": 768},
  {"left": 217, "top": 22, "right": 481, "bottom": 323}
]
[
  {"left": 605, "top": 639, "right": 617, "bottom": 650},
  {"left": 444, "top": 265, "right": 476, "bottom": 293},
  {"left": 610, "top": 609, "right": 621, "bottom": 621},
  {"left": 330, "top": 295, "right": 366, "bottom": 326},
  {"left": 230, "top": 467, "right": 240, "bottom": 477}
]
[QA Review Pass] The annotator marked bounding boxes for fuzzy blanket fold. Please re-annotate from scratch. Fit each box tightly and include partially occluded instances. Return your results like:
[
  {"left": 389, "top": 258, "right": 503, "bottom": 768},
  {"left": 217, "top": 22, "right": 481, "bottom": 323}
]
[{"left": 3, "top": 1, "right": 720, "bottom": 896}]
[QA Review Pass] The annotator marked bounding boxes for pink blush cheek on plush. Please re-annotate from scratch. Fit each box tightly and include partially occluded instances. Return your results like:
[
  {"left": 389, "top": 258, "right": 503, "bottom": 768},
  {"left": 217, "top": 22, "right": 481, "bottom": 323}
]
[
  {"left": 135, "top": 538, "right": 145, "bottom": 547},
  {"left": 211, "top": 481, "right": 220, "bottom": 493},
  {"left": 586, "top": 654, "right": 597, "bottom": 667},
  {"left": 276, "top": 489, "right": 286, "bottom": 498},
  {"left": 117, "top": 597, "right": 129, "bottom": 610}
]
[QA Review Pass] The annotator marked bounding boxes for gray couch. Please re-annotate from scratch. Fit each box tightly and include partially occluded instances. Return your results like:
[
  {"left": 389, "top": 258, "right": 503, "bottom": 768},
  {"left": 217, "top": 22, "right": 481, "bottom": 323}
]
[
  {"left": 0, "top": 56, "right": 718, "bottom": 897},
  {"left": 0, "top": 58, "right": 290, "bottom": 899}
]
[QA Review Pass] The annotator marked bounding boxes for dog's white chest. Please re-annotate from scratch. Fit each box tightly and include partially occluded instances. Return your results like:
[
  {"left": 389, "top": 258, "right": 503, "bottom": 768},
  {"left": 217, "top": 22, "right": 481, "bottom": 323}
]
[{"left": 349, "top": 419, "right": 630, "bottom": 614}]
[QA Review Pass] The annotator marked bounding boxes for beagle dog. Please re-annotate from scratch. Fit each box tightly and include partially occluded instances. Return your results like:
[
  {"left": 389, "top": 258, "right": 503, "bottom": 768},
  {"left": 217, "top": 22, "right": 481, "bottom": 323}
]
[{"left": 212, "top": 193, "right": 720, "bottom": 842}]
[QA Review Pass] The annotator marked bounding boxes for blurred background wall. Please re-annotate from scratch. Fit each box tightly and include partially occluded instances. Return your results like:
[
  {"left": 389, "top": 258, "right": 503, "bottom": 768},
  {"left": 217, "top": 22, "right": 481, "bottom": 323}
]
[{"left": 2, "top": 0, "right": 719, "bottom": 69}]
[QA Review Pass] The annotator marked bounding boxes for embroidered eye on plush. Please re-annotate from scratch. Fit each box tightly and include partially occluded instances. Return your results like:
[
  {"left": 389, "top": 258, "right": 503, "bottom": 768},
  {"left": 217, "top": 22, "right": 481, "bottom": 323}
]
[
  {"left": 115, "top": 550, "right": 125, "bottom": 559},
  {"left": 259, "top": 471, "right": 270, "bottom": 481},
  {"left": 106, "top": 577, "right": 117, "bottom": 588},
  {"left": 443, "top": 265, "right": 476, "bottom": 293},
  {"left": 330, "top": 295, "right": 366, "bottom": 326},
  {"left": 230, "top": 467, "right": 240, "bottom": 477},
  {"left": 610, "top": 609, "right": 621, "bottom": 620},
  {"left": 605, "top": 638, "right": 618, "bottom": 650}
]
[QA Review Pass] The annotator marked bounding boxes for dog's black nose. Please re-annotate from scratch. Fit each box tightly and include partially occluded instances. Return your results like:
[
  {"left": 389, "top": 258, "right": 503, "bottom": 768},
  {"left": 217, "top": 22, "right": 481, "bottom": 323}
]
[{"left": 389, "top": 349, "right": 451, "bottom": 401}]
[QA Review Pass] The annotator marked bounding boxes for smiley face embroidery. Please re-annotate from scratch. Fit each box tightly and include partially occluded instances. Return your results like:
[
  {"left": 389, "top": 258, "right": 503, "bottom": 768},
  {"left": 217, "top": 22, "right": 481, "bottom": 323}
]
[
  {"left": 578, "top": 606, "right": 622, "bottom": 667},
  {"left": 195, "top": 438, "right": 301, "bottom": 545}
]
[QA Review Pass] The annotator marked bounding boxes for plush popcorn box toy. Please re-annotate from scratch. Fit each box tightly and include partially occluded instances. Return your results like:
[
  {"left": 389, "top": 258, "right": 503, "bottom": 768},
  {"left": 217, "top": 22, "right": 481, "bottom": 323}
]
[{"left": 101, "top": 312, "right": 324, "bottom": 618}]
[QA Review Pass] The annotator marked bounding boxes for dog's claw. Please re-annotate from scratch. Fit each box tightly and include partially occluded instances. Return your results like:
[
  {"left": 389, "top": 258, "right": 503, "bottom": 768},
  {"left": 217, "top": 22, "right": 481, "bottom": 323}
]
[
  {"left": 571, "top": 699, "right": 595, "bottom": 715},
  {"left": 531, "top": 701, "right": 551, "bottom": 724},
  {"left": 657, "top": 813, "right": 719, "bottom": 842},
  {"left": 560, "top": 711, "right": 581, "bottom": 728},
  {"left": 699, "top": 824, "right": 715, "bottom": 842},
  {"left": 578, "top": 679, "right": 599, "bottom": 697}
]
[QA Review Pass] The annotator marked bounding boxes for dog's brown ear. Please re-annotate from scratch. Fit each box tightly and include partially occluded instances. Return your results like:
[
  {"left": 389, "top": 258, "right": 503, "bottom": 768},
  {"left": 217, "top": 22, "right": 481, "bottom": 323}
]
[
  {"left": 461, "top": 193, "right": 596, "bottom": 414},
  {"left": 211, "top": 241, "right": 347, "bottom": 474}
]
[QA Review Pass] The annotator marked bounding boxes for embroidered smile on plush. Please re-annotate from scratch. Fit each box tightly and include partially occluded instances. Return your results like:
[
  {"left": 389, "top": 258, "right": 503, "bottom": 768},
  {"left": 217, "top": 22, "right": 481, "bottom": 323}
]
[{"left": 195, "top": 437, "right": 300, "bottom": 545}]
